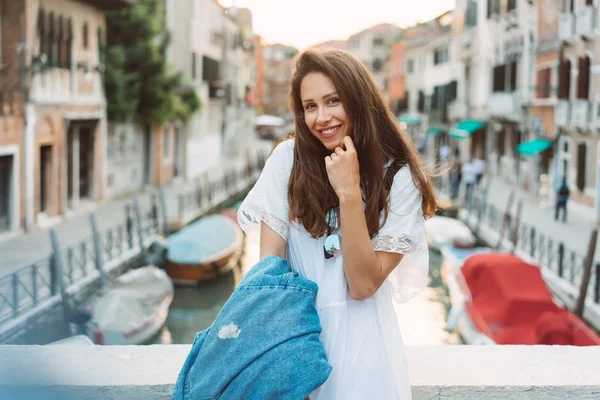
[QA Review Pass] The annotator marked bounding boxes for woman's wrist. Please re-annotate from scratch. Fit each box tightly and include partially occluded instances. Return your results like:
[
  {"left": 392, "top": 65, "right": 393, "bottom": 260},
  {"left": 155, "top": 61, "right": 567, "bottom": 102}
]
[{"left": 337, "top": 188, "right": 362, "bottom": 206}]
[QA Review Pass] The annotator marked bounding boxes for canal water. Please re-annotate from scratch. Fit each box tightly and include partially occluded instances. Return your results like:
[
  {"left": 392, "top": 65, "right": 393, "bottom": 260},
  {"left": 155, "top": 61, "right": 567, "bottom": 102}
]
[{"left": 150, "top": 236, "right": 461, "bottom": 345}]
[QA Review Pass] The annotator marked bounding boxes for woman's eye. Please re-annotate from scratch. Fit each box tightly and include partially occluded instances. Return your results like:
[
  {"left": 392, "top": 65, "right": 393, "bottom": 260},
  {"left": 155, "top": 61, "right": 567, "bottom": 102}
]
[
  {"left": 329, "top": 98, "right": 340, "bottom": 105},
  {"left": 305, "top": 104, "right": 315, "bottom": 111}
]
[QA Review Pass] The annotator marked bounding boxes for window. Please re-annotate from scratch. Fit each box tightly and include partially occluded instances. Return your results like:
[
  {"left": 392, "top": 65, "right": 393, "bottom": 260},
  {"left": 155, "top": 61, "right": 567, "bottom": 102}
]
[
  {"left": 577, "top": 143, "right": 586, "bottom": 191},
  {"left": 492, "top": 62, "right": 518, "bottom": 92},
  {"left": 83, "top": 22, "right": 88, "bottom": 50},
  {"left": 507, "top": 0, "right": 517, "bottom": 12},
  {"left": 191, "top": 52, "right": 197, "bottom": 79},
  {"left": 433, "top": 47, "right": 449, "bottom": 65},
  {"left": 492, "top": 65, "right": 505, "bottom": 92},
  {"left": 536, "top": 68, "right": 552, "bottom": 98},
  {"left": 407, "top": 59, "right": 414, "bottom": 74},
  {"left": 48, "top": 12, "right": 55, "bottom": 65},
  {"left": 37, "top": 8, "right": 46, "bottom": 58},
  {"left": 577, "top": 56, "right": 590, "bottom": 100},
  {"left": 417, "top": 91, "right": 425, "bottom": 112},
  {"left": 558, "top": 59, "right": 571, "bottom": 99},
  {"left": 373, "top": 37, "right": 384, "bottom": 46},
  {"left": 202, "top": 56, "right": 220, "bottom": 82},
  {"left": 465, "top": 0, "right": 478, "bottom": 27},
  {"left": 372, "top": 58, "right": 383, "bottom": 72},
  {"left": 97, "top": 27, "right": 104, "bottom": 65}
]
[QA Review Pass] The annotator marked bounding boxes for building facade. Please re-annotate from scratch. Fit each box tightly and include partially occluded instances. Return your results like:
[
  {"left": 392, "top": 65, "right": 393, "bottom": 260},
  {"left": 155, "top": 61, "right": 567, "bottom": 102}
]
[
  {"left": 263, "top": 43, "right": 297, "bottom": 117},
  {"left": 0, "top": 0, "right": 135, "bottom": 235}
]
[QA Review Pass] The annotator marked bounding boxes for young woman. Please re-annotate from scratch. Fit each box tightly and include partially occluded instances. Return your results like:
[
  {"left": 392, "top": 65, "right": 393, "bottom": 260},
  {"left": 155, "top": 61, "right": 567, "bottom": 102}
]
[{"left": 238, "top": 48, "right": 437, "bottom": 399}]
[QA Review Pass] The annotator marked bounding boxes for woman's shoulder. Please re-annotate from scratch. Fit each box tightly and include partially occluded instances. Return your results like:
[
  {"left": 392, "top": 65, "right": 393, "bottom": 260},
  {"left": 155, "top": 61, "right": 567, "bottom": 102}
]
[
  {"left": 270, "top": 138, "right": 295, "bottom": 161},
  {"left": 389, "top": 164, "right": 420, "bottom": 197}
]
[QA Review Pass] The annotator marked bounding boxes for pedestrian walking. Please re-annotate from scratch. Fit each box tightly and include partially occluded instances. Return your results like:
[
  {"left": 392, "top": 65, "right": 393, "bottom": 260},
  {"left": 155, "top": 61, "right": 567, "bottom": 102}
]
[
  {"left": 461, "top": 159, "right": 477, "bottom": 208},
  {"left": 238, "top": 48, "right": 436, "bottom": 400},
  {"left": 473, "top": 156, "right": 486, "bottom": 185},
  {"left": 555, "top": 177, "right": 570, "bottom": 223}
]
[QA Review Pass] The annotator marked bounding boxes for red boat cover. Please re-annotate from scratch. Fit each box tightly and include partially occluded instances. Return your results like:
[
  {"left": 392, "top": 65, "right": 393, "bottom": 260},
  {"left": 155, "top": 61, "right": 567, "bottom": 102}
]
[{"left": 461, "top": 253, "right": 600, "bottom": 345}]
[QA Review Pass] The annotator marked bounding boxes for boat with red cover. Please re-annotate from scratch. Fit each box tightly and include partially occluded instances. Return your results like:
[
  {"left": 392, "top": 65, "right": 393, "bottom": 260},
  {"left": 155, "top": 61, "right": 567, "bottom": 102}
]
[{"left": 450, "top": 252, "right": 600, "bottom": 345}]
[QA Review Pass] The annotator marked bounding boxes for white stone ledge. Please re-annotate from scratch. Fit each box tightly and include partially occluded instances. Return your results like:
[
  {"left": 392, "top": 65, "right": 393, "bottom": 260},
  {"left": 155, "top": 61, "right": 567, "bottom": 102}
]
[{"left": 0, "top": 345, "right": 599, "bottom": 399}]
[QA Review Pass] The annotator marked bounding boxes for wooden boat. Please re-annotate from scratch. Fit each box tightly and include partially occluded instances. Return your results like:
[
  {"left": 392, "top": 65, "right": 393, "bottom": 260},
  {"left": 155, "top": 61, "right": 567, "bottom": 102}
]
[
  {"left": 165, "top": 214, "right": 243, "bottom": 284},
  {"left": 425, "top": 215, "right": 476, "bottom": 252},
  {"left": 87, "top": 265, "right": 174, "bottom": 345},
  {"left": 447, "top": 253, "right": 600, "bottom": 346}
]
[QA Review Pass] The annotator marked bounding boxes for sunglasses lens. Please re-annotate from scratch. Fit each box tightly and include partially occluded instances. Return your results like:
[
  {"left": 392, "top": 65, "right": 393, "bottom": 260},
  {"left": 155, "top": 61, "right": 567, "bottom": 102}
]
[{"left": 324, "top": 234, "right": 341, "bottom": 259}]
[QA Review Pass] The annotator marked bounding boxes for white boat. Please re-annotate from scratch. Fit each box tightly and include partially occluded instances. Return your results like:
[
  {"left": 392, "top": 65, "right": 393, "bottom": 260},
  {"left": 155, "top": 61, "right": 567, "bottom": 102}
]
[
  {"left": 425, "top": 215, "right": 476, "bottom": 251},
  {"left": 87, "top": 265, "right": 174, "bottom": 345}
]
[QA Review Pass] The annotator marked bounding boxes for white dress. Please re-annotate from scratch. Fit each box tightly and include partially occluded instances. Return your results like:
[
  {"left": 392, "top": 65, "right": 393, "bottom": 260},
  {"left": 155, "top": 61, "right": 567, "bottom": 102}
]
[{"left": 238, "top": 139, "right": 429, "bottom": 400}]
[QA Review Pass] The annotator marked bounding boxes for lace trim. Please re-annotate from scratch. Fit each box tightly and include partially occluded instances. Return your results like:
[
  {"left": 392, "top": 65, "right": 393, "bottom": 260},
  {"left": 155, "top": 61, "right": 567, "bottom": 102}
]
[
  {"left": 371, "top": 233, "right": 420, "bottom": 254},
  {"left": 238, "top": 205, "right": 288, "bottom": 241}
]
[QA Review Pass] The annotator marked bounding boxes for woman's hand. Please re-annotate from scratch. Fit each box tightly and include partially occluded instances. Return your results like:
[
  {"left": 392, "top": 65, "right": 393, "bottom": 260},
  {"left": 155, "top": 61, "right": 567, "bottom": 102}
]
[{"left": 325, "top": 136, "right": 361, "bottom": 201}]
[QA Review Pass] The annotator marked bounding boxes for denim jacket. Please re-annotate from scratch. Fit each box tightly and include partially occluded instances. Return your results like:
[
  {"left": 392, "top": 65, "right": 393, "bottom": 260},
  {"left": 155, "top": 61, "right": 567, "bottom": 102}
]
[{"left": 172, "top": 256, "right": 332, "bottom": 400}]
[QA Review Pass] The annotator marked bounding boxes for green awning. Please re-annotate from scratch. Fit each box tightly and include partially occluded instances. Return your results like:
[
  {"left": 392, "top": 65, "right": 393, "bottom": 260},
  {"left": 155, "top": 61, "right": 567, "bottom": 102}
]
[
  {"left": 449, "top": 120, "right": 485, "bottom": 139},
  {"left": 398, "top": 114, "right": 422, "bottom": 125},
  {"left": 516, "top": 138, "right": 552, "bottom": 156},
  {"left": 427, "top": 127, "right": 444, "bottom": 136}
]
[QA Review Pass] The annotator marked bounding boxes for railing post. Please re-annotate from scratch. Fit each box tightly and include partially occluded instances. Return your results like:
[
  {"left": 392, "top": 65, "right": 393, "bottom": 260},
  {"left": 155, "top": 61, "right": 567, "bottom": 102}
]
[
  {"left": 90, "top": 213, "right": 106, "bottom": 289},
  {"left": 530, "top": 227, "right": 536, "bottom": 258},
  {"left": 558, "top": 242, "right": 565, "bottom": 277},
  {"left": 151, "top": 192, "right": 159, "bottom": 232},
  {"left": 595, "top": 263, "right": 600, "bottom": 304},
  {"left": 11, "top": 274, "right": 19, "bottom": 317},
  {"left": 125, "top": 204, "right": 134, "bottom": 249},
  {"left": 49, "top": 228, "right": 70, "bottom": 329},
  {"left": 133, "top": 197, "right": 146, "bottom": 263},
  {"left": 158, "top": 186, "right": 170, "bottom": 236}
]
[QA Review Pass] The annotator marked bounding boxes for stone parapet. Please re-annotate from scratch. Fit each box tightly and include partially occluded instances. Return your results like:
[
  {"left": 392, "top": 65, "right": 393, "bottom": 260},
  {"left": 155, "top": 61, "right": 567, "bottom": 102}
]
[{"left": 0, "top": 345, "right": 598, "bottom": 399}]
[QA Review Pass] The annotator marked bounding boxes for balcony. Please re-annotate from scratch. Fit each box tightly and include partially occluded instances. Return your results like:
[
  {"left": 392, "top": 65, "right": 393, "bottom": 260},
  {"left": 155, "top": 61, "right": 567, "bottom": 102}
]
[
  {"left": 559, "top": 13, "right": 574, "bottom": 43},
  {"left": 448, "top": 100, "right": 467, "bottom": 120},
  {"left": 572, "top": 100, "right": 591, "bottom": 129},
  {"left": 576, "top": 6, "right": 595, "bottom": 39},
  {"left": 486, "top": 92, "right": 521, "bottom": 122},
  {"left": 555, "top": 100, "right": 570, "bottom": 127}
]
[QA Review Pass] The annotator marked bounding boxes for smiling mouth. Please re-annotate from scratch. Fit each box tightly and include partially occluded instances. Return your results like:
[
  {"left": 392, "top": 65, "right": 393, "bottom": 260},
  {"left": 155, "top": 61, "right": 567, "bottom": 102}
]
[{"left": 318, "top": 125, "right": 341, "bottom": 139}]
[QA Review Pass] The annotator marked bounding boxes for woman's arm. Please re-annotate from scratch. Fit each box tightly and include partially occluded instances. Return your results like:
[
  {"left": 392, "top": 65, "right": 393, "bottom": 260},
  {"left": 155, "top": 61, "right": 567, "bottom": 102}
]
[
  {"left": 325, "top": 136, "right": 403, "bottom": 300},
  {"left": 339, "top": 192, "right": 403, "bottom": 300},
  {"left": 259, "top": 221, "right": 287, "bottom": 260}
]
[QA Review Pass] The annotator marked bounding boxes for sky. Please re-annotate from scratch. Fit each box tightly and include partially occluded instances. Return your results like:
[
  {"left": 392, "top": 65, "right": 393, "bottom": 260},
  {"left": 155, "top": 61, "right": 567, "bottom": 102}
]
[{"left": 219, "top": 0, "right": 456, "bottom": 50}]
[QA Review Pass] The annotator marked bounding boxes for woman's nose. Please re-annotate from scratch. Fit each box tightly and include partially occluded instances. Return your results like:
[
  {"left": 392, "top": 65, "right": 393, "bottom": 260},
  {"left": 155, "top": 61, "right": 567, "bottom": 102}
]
[{"left": 316, "top": 107, "right": 332, "bottom": 124}]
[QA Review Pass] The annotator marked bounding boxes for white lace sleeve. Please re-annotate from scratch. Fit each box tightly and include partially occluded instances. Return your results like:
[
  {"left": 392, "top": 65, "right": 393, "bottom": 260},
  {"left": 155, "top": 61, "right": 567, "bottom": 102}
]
[
  {"left": 372, "top": 166, "right": 429, "bottom": 303},
  {"left": 237, "top": 140, "right": 294, "bottom": 243}
]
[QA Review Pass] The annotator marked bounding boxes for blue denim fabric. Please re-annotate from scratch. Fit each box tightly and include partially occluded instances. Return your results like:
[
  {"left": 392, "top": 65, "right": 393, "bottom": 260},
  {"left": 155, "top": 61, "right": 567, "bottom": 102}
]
[{"left": 172, "top": 255, "right": 332, "bottom": 400}]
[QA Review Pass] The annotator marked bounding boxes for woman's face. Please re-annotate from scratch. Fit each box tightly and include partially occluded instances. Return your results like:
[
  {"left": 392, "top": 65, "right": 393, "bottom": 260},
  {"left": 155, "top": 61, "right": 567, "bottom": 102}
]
[{"left": 300, "top": 72, "right": 349, "bottom": 151}]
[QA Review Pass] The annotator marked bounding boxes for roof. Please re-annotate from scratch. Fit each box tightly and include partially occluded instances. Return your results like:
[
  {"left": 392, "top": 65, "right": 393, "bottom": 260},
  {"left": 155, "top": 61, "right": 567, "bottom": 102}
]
[{"left": 348, "top": 23, "right": 398, "bottom": 40}]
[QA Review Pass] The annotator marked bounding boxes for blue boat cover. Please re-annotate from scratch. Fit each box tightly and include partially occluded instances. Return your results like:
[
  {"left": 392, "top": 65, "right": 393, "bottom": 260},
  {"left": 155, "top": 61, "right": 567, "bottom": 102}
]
[{"left": 167, "top": 215, "right": 238, "bottom": 264}]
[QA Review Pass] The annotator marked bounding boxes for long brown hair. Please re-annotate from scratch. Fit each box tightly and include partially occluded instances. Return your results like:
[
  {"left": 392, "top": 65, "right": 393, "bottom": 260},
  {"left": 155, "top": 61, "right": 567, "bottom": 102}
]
[{"left": 287, "top": 48, "right": 437, "bottom": 239}]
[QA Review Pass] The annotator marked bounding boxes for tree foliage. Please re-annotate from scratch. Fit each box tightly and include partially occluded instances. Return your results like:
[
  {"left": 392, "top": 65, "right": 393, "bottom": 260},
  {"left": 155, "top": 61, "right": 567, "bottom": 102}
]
[{"left": 104, "top": 0, "right": 200, "bottom": 124}]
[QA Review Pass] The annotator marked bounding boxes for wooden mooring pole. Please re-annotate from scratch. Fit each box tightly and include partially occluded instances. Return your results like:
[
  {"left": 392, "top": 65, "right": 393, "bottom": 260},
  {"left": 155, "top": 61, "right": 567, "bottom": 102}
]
[
  {"left": 496, "top": 190, "right": 515, "bottom": 250},
  {"left": 510, "top": 200, "right": 524, "bottom": 254},
  {"left": 575, "top": 229, "right": 598, "bottom": 317}
]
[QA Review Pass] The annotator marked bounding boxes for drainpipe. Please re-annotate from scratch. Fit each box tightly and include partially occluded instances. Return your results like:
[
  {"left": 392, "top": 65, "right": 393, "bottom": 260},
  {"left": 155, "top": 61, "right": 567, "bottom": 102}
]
[{"left": 19, "top": 15, "right": 35, "bottom": 233}]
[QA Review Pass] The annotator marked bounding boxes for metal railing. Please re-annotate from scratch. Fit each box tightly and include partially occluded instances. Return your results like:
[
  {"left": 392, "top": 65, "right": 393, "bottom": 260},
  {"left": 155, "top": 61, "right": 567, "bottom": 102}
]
[
  {"left": 440, "top": 179, "right": 600, "bottom": 305},
  {"left": 0, "top": 153, "right": 265, "bottom": 335}
]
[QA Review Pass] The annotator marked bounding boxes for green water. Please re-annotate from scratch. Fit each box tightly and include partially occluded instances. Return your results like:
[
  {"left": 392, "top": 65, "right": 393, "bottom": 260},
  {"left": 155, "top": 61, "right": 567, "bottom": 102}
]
[{"left": 151, "top": 242, "right": 456, "bottom": 345}]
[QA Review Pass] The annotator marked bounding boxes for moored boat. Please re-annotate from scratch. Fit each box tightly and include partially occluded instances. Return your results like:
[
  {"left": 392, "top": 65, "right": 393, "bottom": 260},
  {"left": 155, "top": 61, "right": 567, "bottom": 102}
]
[
  {"left": 425, "top": 215, "right": 476, "bottom": 251},
  {"left": 165, "top": 214, "right": 243, "bottom": 284},
  {"left": 447, "top": 253, "right": 600, "bottom": 346},
  {"left": 87, "top": 265, "right": 174, "bottom": 345}
]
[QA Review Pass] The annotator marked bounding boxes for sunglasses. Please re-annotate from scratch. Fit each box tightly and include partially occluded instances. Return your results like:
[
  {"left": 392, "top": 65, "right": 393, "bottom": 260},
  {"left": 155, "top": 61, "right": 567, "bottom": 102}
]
[{"left": 324, "top": 208, "right": 341, "bottom": 259}]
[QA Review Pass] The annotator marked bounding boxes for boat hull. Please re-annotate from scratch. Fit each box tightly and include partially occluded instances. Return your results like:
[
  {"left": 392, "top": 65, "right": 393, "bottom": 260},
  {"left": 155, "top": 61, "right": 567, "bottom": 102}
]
[{"left": 165, "top": 247, "right": 241, "bottom": 284}]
